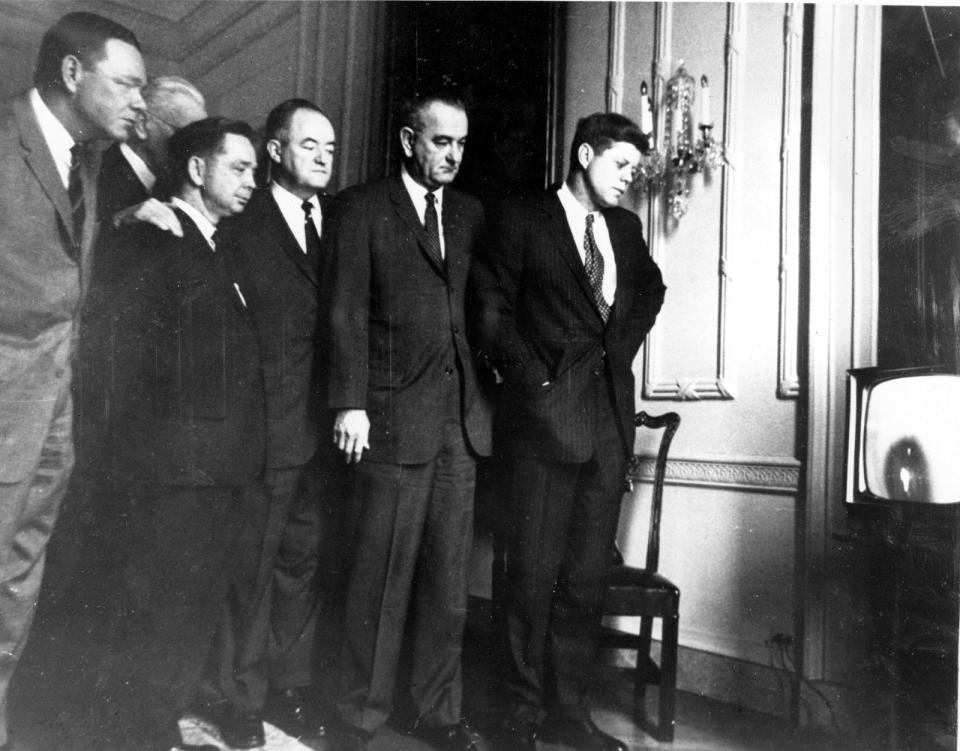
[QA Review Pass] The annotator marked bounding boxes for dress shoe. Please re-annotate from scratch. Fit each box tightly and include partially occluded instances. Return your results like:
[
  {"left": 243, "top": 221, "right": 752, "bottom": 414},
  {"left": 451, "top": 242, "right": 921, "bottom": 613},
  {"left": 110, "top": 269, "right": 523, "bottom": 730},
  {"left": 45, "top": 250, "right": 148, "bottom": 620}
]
[
  {"left": 412, "top": 718, "right": 489, "bottom": 751},
  {"left": 266, "top": 687, "right": 327, "bottom": 737},
  {"left": 218, "top": 708, "right": 265, "bottom": 749},
  {"left": 536, "top": 716, "right": 627, "bottom": 751}
]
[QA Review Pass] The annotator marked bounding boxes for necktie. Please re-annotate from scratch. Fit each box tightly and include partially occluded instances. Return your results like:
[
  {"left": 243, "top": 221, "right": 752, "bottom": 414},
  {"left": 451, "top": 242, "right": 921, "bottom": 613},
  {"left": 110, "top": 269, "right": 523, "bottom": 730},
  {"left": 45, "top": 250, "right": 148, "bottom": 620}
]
[
  {"left": 584, "top": 213, "right": 610, "bottom": 323},
  {"left": 68, "top": 143, "right": 85, "bottom": 249},
  {"left": 424, "top": 192, "right": 443, "bottom": 267},
  {"left": 302, "top": 199, "right": 322, "bottom": 256},
  {"left": 210, "top": 227, "right": 221, "bottom": 251}
]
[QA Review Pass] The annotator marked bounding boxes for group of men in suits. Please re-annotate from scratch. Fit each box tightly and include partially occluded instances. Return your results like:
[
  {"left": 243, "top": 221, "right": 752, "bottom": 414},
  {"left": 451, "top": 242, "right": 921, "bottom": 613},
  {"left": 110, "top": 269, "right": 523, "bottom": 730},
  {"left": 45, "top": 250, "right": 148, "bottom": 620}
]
[{"left": 0, "top": 9, "right": 666, "bottom": 751}]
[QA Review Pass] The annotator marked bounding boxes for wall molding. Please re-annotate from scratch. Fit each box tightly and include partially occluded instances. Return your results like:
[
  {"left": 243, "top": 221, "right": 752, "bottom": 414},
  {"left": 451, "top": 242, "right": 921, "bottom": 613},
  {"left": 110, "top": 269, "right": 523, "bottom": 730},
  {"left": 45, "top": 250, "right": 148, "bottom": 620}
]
[
  {"left": 777, "top": 4, "right": 803, "bottom": 399},
  {"left": 642, "top": 3, "right": 743, "bottom": 402},
  {"left": 629, "top": 454, "right": 801, "bottom": 494},
  {"left": 605, "top": 2, "right": 626, "bottom": 113}
]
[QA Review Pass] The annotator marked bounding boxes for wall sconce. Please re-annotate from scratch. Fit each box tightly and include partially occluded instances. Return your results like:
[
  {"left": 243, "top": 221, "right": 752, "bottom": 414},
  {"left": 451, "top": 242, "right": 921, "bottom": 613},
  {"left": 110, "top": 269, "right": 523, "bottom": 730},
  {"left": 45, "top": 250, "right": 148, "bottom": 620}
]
[{"left": 637, "top": 65, "right": 725, "bottom": 220}]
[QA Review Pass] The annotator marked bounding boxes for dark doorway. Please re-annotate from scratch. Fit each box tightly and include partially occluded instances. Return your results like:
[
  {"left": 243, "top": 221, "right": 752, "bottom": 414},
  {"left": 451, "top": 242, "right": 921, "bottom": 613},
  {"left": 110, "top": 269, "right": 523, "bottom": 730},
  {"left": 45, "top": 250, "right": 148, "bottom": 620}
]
[{"left": 384, "top": 1, "right": 564, "bottom": 212}]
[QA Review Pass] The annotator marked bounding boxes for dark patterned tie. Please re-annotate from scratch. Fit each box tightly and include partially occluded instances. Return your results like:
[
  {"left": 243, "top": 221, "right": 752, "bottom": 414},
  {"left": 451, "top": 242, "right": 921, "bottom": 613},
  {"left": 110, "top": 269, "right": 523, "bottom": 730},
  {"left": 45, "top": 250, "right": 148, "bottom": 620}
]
[
  {"left": 584, "top": 213, "right": 610, "bottom": 322},
  {"left": 68, "top": 143, "right": 85, "bottom": 249},
  {"left": 302, "top": 199, "right": 322, "bottom": 256},
  {"left": 424, "top": 192, "right": 443, "bottom": 267}
]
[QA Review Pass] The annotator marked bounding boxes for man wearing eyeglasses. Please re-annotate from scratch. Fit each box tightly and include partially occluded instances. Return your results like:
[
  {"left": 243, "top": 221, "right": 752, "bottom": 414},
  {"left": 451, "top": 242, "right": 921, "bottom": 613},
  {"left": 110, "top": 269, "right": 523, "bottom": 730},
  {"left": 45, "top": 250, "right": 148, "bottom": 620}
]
[
  {"left": 470, "top": 112, "right": 666, "bottom": 751},
  {"left": 0, "top": 11, "right": 146, "bottom": 750}
]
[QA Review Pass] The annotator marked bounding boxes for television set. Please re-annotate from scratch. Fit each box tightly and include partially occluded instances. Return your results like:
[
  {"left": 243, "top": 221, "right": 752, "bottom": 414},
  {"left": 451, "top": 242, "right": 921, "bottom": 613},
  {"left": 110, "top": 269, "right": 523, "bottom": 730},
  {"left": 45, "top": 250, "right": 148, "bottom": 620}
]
[{"left": 845, "top": 365, "right": 960, "bottom": 506}]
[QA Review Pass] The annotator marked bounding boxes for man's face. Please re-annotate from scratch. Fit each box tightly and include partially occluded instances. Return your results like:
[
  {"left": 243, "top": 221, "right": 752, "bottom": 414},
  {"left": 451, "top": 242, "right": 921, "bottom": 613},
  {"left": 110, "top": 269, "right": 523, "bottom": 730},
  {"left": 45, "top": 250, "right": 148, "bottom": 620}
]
[
  {"left": 401, "top": 101, "right": 468, "bottom": 190},
  {"left": 269, "top": 108, "right": 336, "bottom": 196},
  {"left": 583, "top": 140, "right": 642, "bottom": 208},
  {"left": 73, "top": 39, "right": 147, "bottom": 141},
  {"left": 201, "top": 133, "right": 257, "bottom": 219}
]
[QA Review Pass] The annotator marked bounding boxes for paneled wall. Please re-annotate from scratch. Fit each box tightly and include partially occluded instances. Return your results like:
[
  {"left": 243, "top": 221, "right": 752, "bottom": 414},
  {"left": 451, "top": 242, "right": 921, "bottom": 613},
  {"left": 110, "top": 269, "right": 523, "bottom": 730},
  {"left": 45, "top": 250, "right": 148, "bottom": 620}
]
[{"left": 0, "top": 0, "right": 388, "bottom": 191}]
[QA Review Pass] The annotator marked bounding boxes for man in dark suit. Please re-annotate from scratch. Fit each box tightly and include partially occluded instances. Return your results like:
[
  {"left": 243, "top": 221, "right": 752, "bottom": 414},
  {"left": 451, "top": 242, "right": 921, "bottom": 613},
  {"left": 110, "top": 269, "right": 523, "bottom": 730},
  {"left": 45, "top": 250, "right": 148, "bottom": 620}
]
[
  {"left": 64, "top": 75, "right": 207, "bottom": 615},
  {"left": 211, "top": 99, "right": 336, "bottom": 749},
  {"left": 327, "top": 93, "right": 491, "bottom": 751},
  {"left": 111, "top": 117, "right": 261, "bottom": 751},
  {"left": 0, "top": 12, "right": 145, "bottom": 749},
  {"left": 471, "top": 112, "right": 666, "bottom": 751}
]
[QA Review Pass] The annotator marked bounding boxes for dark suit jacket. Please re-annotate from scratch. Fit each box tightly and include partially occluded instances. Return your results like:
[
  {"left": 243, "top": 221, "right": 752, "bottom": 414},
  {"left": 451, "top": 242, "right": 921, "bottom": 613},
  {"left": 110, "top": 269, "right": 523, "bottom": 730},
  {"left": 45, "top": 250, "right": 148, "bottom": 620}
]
[
  {"left": 221, "top": 187, "right": 329, "bottom": 469},
  {"left": 0, "top": 92, "right": 101, "bottom": 483},
  {"left": 96, "top": 141, "right": 150, "bottom": 224},
  {"left": 327, "top": 175, "right": 492, "bottom": 464},
  {"left": 471, "top": 191, "right": 666, "bottom": 462},
  {"left": 113, "top": 209, "right": 266, "bottom": 487}
]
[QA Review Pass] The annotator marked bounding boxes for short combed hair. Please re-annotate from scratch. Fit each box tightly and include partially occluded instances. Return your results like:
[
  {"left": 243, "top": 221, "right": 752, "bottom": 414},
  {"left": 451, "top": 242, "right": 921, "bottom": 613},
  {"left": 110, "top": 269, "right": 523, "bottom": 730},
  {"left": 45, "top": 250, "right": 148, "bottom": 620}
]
[
  {"left": 397, "top": 90, "right": 467, "bottom": 133},
  {"left": 143, "top": 76, "right": 206, "bottom": 127},
  {"left": 567, "top": 112, "right": 648, "bottom": 173},
  {"left": 264, "top": 98, "right": 325, "bottom": 143},
  {"left": 166, "top": 116, "right": 254, "bottom": 186},
  {"left": 34, "top": 11, "right": 141, "bottom": 92}
]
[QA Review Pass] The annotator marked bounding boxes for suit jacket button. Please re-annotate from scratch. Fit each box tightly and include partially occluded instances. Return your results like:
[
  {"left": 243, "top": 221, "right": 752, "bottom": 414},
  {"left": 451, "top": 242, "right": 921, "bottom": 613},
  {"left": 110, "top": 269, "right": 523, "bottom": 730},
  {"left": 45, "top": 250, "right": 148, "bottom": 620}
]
[
  {"left": 55, "top": 368, "right": 65, "bottom": 378},
  {"left": 445, "top": 366, "right": 454, "bottom": 375}
]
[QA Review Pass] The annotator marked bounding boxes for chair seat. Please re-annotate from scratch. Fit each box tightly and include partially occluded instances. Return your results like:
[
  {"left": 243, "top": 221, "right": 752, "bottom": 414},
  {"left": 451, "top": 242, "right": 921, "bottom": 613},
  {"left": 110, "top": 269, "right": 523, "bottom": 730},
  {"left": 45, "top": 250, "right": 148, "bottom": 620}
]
[{"left": 604, "top": 565, "right": 680, "bottom": 615}]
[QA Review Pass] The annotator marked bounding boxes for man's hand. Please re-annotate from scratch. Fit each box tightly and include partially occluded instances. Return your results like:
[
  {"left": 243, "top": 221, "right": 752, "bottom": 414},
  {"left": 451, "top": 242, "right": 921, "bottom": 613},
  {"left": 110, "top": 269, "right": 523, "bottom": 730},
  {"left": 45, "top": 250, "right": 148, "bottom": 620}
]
[
  {"left": 112, "top": 198, "right": 184, "bottom": 236},
  {"left": 334, "top": 409, "right": 370, "bottom": 464}
]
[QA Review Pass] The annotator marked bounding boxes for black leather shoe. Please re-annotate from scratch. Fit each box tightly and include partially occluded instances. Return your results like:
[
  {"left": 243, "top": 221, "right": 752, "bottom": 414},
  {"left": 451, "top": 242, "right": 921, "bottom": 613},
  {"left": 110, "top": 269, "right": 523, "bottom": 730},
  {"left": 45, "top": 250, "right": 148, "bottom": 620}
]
[
  {"left": 412, "top": 719, "right": 489, "bottom": 751},
  {"left": 536, "top": 717, "right": 627, "bottom": 751},
  {"left": 152, "top": 721, "right": 220, "bottom": 751},
  {"left": 266, "top": 687, "right": 327, "bottom": 737},
  {"left": 218, "top": 709, "right": 265, "bottom": 749}
]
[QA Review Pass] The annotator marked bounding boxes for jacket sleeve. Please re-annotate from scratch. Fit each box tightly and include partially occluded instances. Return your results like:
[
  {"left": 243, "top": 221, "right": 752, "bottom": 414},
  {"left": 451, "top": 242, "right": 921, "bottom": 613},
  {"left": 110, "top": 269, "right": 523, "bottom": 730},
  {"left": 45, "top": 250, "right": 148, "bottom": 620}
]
[
  {"left": 615, "top": 212, "right": 666, "bottom": 358},
  {"left": 326, "top": 189, "right": 371, "bottom": 410},
  {"left": 468, "top": 201, "right": 551, "bottom": 386}
]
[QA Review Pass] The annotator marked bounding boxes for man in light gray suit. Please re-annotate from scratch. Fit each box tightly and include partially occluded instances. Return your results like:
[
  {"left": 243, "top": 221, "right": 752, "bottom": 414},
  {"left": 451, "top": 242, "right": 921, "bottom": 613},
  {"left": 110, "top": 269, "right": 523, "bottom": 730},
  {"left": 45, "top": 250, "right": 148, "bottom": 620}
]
[{"left": 0, "top": 12, "right": 145, "bottom": 749}]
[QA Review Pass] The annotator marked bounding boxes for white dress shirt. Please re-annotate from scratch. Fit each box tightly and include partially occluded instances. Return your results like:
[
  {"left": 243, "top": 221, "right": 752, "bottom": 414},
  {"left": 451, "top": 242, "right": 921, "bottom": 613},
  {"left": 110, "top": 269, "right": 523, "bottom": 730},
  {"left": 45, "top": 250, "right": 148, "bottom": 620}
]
[
  {"left": 120, "top": 142, "right": 156, "bottom": 193},
  {"left": 271, "top": 181, "right": 322, "bottom": 254},
  {"left": 29, "top": 87, "right": 75, "bottom": 189},
  {"left": 401, "top": 164, "right": 446, "bottom": 258},
  {"left": 556, "top": 182, "right": 617, "bottom": 306}
]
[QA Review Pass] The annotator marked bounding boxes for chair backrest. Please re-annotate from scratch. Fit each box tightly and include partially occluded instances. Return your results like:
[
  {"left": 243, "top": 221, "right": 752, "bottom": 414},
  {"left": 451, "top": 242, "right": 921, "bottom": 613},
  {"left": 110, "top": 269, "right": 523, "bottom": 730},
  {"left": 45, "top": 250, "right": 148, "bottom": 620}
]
[{"left": 636, "top": 411, "right": 681, "bottom": 574}]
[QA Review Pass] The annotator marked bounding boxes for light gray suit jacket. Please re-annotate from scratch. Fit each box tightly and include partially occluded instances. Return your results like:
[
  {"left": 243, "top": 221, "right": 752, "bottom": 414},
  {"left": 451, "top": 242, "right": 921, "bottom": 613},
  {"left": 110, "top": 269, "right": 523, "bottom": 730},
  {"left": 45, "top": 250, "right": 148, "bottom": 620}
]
[{"left": 0, "top": 92, "right": 101, "bottom": 482}]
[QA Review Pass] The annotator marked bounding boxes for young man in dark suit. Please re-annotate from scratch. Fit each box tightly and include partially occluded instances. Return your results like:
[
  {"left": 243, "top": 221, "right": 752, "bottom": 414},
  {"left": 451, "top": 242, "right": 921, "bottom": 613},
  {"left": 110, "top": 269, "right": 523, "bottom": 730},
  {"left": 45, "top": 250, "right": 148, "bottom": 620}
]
[
  {"left": 327, "top": 93, "right": 491, "bottom": 751},
  {"left": 111, "top": 117, "right": 262, "bottom": 751},
  {"left": 0, "top": 12, "right": 145, "bottom": 749},
  {"left": 211, "top": 98, "right": 336, "bottom": 749},
  {"left": 472, "top": 112, "right": 667, "bottom": 751}
]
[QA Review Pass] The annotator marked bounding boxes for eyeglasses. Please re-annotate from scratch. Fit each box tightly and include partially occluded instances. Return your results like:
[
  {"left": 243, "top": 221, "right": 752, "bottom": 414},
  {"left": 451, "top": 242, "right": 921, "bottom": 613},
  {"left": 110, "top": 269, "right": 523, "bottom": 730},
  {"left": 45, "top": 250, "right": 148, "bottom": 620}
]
[{"left": 143, "top": 109, "right": 179, "bottom": 130}]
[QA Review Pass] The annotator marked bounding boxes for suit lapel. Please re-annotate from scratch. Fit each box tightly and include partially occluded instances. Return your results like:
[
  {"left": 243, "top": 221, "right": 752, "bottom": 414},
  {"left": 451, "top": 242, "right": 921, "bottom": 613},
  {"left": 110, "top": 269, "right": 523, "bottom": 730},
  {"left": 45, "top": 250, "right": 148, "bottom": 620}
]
[
  {"left": 544, "top": 193, "right": 602, "bottom": 319},
  {"left": 441, "top": 188, "right": 468, "bottom": 287},
  {"left": 14, "top": 96, "right": 74, "bottom": 246},
  {"left": 388, "top": 176, "right": 446, "bottom": 278},
  {"left": 603, "top": 208, "right": 638, "bottom": 328},
  {"left": 262, "top": 190, "right": 320, "bottom": 289}
]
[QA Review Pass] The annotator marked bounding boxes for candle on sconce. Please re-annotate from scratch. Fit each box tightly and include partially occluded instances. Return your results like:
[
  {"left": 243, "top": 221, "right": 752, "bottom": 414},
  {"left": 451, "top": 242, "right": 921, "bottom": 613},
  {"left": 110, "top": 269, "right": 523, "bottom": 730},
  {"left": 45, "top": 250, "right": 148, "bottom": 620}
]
[
  {"left": 639, "top": 80, "right": 654, "bottom": 136},
  {"left": 700, "top": 74, "right": 712, "bottom": 126}
]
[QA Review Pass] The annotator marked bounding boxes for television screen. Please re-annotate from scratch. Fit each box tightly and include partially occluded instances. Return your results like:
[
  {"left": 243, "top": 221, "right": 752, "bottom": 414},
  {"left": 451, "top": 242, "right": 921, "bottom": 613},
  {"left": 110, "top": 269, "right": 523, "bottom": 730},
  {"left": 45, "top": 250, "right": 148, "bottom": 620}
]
[{"left": 847, "top": 367, "right": 960, "bottom": 505}]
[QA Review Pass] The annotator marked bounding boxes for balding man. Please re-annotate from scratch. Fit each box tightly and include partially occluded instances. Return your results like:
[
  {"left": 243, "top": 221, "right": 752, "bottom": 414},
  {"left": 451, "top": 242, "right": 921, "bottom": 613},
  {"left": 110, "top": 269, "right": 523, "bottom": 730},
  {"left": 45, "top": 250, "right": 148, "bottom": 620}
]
[{"left": 0, "top": 11, "right": 145, "bottom": 749}]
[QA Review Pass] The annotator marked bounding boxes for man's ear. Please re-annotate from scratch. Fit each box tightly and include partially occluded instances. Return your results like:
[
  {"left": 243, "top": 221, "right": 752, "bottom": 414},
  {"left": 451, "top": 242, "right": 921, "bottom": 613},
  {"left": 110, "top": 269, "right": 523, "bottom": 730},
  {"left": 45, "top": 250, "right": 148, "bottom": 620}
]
[
  {"left": 61, "top": 55, "right": 82, "bottom": 95},
  {"left": 265, "top": 139, "right": 283, "bottom": 164},
  {"left": 399, "top": 127, "right": 416, "bottom": 158},
  {"left": 186, "top": 154, "right": 205, "bottom": 188},
  {"left": 577, "top": 142, "right": 594, "bottom": 171}
]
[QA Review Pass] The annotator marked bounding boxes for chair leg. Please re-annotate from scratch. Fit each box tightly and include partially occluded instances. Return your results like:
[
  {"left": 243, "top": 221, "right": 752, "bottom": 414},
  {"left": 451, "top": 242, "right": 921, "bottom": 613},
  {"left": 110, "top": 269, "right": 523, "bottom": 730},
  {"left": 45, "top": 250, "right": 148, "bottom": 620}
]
[
  {"left": 635, "top": 616, "right": 655, "bottom": 704},
  {"left": 659, "top": 612, "right": 679, "bottom": 742}
]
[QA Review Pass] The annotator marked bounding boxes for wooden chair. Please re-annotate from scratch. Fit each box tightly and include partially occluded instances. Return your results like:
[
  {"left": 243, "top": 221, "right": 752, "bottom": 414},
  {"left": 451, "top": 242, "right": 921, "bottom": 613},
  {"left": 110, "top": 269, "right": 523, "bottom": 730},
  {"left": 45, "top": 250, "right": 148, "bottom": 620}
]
[{"left": 602, "top": 410, "right": 681, "bottom": 742}]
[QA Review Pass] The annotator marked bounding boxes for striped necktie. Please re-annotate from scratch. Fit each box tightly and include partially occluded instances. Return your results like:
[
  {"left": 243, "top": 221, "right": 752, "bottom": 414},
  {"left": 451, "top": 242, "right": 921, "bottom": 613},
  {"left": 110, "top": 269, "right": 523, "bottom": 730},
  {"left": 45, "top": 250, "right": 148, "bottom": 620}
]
[
  {"left": 424, "top": 192, "right": 443, "bottom": 267},
  {"left": 68, "top": 143, "right": 85, "bottom": 249}
]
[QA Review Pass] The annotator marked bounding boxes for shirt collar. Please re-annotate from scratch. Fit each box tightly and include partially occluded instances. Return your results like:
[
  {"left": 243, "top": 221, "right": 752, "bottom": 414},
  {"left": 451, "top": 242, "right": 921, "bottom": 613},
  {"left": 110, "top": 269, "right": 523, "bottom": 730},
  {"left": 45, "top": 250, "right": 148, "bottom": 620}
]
[
  {"left": 170, "top": 196, "right": 218, "bottom": 249},
  {"left": 29, "top": 87, "right": 75, "bottom": 189},
  {"left": 119, "top": 143, "right": 156, "bottom": 193},
  {"left": 557, "top": 181, "right": 596, "bottom": 224},
  {"left": 401, "top": 163, "right": 443, "bottom": 215},
  {"left": 271, "top": 180, "right": 319, "bottom": 214}
]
